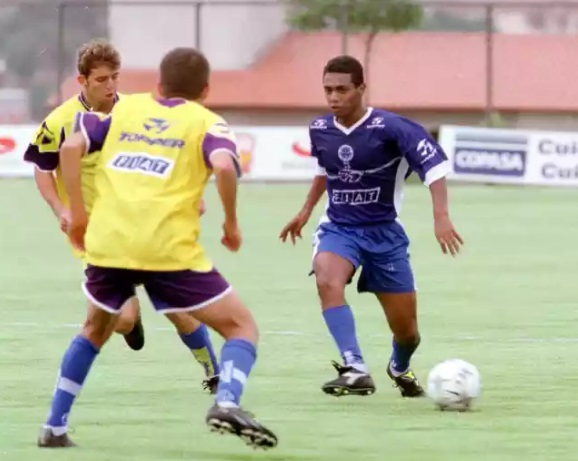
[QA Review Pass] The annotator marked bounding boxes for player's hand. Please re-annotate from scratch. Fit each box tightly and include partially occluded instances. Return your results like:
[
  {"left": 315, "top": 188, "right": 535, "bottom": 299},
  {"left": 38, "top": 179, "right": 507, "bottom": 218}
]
[
  {"left": 221, "top": 220, "right": 242, "bottom": 252},
  {"left": 68, "top": 211, "right": 88, "bottom": 252},
  {"left": 199, "top": 199, "right": 206, "bottom": 216},
  {"left": 59, "top": 208, "right": 72, "bottom": 233},
  {"left": 279, "top": 209, "right": 311, "bottom": 245},
  {"left": 434, "top": 214, "right": 463, "bottom": 256}
]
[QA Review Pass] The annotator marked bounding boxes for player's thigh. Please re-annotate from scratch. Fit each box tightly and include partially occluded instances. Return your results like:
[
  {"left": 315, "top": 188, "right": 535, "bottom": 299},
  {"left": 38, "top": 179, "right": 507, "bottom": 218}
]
[
  {"left": 118, "top": 296, "right": 140, "bottom": 320},
  {"left": 143, "top": 269, "right": 257, "bottom": 343},
  {"left": 312, "top": 222, "right": 359, "bottom": 294},
  {"left": 114, "top": 296, "right": 140, "bottom": 334},
  {"left": 82, "top": 265, "right": 138, "bottom": 344}
]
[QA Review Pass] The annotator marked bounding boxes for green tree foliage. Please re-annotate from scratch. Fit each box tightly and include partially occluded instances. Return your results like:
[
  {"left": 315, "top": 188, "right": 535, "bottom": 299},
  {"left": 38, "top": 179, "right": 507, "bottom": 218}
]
[{"left": 287, "top": 0, "right": 423, "bottom": 101}]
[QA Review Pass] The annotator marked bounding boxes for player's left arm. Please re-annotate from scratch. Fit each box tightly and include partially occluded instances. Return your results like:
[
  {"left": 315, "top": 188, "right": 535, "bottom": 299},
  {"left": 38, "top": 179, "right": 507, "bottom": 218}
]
[
  {"left": 396, "top": 120, "right": 464, "bottom": 256},
  {"left": 202, "top": 120, "right": 242, "bottom": 251},
  {"left": 60, "top": 112, "right": 111, "bottom": 249}
]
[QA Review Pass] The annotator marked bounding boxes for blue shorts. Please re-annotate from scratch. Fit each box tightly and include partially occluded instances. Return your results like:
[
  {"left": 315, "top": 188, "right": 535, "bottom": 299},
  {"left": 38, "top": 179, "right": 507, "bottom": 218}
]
[{"left": 311, "top": 220, "right": 415, "bottom": 294}]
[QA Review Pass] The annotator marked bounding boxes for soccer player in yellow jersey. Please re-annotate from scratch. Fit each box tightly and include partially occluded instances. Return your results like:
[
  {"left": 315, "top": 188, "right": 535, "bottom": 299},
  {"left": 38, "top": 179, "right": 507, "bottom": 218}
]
[
  {"left": 24, "top": 40, "right": 146, "bottom": 349},
  {"left": 37, "top": 47, "right": 278, "bottom": 450},
  {"left": 26, "top": 39, "right": 221, "bottom": 391}
]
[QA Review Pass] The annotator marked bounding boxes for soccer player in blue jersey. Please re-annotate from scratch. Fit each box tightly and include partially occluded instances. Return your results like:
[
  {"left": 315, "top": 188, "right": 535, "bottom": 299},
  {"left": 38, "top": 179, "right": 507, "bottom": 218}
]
[{"left": 280, "top": 55, "right": 463, "bottom": 398}]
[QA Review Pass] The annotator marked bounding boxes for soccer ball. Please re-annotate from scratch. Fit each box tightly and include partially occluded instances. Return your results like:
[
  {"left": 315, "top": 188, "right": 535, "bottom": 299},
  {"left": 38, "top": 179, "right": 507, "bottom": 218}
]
[{"left": 426, "top": 359, "right": 481, "bottom": 411}]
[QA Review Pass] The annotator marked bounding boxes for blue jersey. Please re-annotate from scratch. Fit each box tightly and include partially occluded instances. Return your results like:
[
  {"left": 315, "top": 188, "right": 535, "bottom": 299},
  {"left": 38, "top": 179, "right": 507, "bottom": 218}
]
[{"left": 310, "top": 108, "right": 450, "bottom": 226}]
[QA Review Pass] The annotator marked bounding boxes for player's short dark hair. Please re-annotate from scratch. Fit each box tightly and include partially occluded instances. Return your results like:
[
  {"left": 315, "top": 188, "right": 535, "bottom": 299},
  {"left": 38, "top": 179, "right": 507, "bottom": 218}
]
[
  {"left": 77, "top": 39, "right": 120, "bottom": 77},
  {"left": 323, "top": 55, "right": 364, "bottom": 87},
  {"left": 159, "top": 47, "right": 210, "bottom": 100}
]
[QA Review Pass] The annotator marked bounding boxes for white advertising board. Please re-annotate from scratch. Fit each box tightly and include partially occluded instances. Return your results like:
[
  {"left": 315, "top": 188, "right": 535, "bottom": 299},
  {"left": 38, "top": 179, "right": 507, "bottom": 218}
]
[
  {"left": 0, "top": 125, "right": 36, "bottom": 177},
  {"left": 439, "top": 125, "right": 578, "bottom": 187},
  {"left": 0, "top": 125, "right": 317, "bottom": 181}
]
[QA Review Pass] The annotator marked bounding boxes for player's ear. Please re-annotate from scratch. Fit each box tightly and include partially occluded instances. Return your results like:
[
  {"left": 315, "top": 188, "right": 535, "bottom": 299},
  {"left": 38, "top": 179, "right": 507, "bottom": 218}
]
[
  {"left": 77, "top": 74, "right": 87, "bottom": 88},
  {"left": 156, "top": 82, "right": 163, "bottom": 97},
  {"left": 358, "top": 83, "right": 367, "bottom": 94},
  {"left": 199, "top": 85, "right": 209, "bottom": 103}
]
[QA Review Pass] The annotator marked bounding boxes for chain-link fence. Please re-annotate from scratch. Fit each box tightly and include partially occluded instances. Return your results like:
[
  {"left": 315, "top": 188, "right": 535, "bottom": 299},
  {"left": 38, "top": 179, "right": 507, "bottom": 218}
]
[{"left": 0, "top": 1, "right": 574, "bottom": 123}]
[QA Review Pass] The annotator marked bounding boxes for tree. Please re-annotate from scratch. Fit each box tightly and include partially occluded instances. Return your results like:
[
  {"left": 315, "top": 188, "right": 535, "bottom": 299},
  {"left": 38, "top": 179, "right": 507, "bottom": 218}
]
[{"left": 287, "top": 0, "right": 423, "bottom": 102}]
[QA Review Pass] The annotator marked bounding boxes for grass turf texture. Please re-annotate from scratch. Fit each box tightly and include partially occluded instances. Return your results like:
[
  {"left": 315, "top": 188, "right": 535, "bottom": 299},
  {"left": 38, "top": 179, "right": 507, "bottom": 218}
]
[{"left": 1, "top": 179, "right": 577, "bottom": 461}]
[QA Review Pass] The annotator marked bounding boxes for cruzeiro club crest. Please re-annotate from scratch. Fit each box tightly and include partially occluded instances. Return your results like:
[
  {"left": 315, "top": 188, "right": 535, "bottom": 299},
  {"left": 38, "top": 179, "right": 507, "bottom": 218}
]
[
  {"left": 328, "top": 143, "right": 403, "bottom": 185},
  {"left": 335, "top": 144, "right": 363, "bottom": 183}
]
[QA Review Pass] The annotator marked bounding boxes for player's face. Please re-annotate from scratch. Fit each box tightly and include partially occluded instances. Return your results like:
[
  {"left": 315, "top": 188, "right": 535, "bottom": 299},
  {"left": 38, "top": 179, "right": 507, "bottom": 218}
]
[
  {"left": 78, "top": 64, "right": 120, "bottom": 105},
  {"left": 323, "top": 73, "right": 365, "bottom": 118}
]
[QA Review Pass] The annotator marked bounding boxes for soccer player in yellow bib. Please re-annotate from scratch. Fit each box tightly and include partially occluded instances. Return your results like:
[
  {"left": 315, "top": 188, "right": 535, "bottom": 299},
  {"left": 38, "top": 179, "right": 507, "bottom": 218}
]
[
  {"left": 23, "top": 40, "right": 147, "bottom": 347},
  {"left": 25, "top": 41, "right": 221, "bottom": 390},
  {"left": 37, "top": 47, "right": 277, "bottom": 450}
]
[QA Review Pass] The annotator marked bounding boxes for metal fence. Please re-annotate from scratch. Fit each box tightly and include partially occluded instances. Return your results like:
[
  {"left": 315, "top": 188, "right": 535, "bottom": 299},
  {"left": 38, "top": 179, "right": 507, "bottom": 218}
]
[{"left": 0, "top": 0, "right": 575, "bottom": 123}]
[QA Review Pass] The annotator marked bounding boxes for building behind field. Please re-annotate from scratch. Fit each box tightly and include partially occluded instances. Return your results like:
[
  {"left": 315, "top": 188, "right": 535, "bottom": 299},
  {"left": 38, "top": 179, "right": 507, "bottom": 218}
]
[{"left": 1, "top": 0, "right": 578, "bottom": 130}]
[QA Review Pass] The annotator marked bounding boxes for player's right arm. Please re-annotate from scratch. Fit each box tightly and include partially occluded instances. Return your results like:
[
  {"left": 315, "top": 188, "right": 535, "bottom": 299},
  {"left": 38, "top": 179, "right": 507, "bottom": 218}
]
[
  {"left": 279, "top": 131, "right": 326, "bottom": 244},
  {"left": 202, "top": 119, "right": 243, "bottom": 252},
  {"left": 23, "top": 119, "right": 67, "bottom": 225}
]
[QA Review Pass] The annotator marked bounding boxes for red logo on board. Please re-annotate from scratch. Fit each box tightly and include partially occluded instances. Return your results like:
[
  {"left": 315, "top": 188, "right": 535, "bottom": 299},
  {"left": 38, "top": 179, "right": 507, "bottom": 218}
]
[{"left": 0, "top": 137, "right": 16, "bottom": 155}]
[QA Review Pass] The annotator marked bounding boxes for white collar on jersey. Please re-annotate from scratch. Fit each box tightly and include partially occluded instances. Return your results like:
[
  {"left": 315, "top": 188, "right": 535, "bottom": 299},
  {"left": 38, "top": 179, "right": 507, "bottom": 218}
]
[{"left": 333, "top": 107, "right": 374, "bottom": 135}]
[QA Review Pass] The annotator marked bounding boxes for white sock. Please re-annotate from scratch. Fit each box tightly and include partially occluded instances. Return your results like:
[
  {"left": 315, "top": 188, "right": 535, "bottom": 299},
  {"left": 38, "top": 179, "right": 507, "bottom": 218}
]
[
  {"left": 349, "top": 362, "right": 369, "bottom": 374},
  {"left": 45, "top": 425, "right": 67, "bottom": 436},
  {"left": 216, "top": 401, "right": 239, "bottom": 409}
]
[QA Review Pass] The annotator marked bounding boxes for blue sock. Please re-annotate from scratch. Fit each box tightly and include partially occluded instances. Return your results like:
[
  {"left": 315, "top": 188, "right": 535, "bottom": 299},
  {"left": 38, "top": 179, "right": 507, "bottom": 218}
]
[
  {"left": 215, "top": 338, "right": 256, "bottom": 407},
  {"left": 45, "top": 335, "right": 99, "bottom": 434},
  {"left": 322, "top": 305, "right": 366, "bottom": 371},
  {"left": 390, "top": 336, "right": 420, "bottom": 374},
  {"left": 180, "top": 324, "right": 220, "bottom": 377}
]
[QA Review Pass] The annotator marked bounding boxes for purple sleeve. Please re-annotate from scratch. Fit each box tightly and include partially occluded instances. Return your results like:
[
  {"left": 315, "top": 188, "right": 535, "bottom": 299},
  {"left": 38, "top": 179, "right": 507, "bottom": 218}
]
[
  {"left": 395, "top": 118, "right": 451, "bottom": 186},
  {"left": 23, "top": 144, "right": 59, "bottom": 171},
  {"left": 202, "top": 123, "right": 241, "bottom": 177},
  {"left": 23, "top": 121, "right": 60, "bottom": 171},
  {"left": 73, "top": 112, "right": 111, "bottom": 154}
]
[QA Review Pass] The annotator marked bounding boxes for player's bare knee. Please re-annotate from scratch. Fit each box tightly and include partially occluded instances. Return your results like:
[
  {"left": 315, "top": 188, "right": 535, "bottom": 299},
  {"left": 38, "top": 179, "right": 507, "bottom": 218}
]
[
  {"left": 113, "top": 316, "right": 135, "bottom": 335},
  {"left": 114, "top": 302, "right": 137, "bottom": 334},
  {"left": 82, "top": 311, "right": 116, "bottom": 348},
  {"left": 315, "top": 273, "right": 346, "bottom": 308},
  {"left": 313, "top": 253, "right": 352, "bottom": 307}
]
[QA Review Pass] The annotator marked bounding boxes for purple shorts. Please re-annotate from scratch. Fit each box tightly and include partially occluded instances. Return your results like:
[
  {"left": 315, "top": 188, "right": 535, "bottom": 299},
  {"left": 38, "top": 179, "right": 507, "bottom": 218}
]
[{"left": 82, "top": 265, "right": 232, "bottom": 314}]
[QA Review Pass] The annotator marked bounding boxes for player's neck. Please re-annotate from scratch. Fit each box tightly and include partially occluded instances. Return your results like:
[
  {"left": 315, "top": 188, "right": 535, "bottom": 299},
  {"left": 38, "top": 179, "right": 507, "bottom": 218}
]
[
  {"left": 335, "top": 106, "right": 368, "bottom": 128},
  {"left": 82, "top": 91, "right": 114, "bottom": 114}
]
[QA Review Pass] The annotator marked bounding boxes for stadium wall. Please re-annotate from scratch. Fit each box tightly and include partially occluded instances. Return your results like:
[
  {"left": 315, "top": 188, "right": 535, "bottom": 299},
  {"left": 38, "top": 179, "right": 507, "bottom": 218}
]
[
  {"left": 108, "top": 0, "right": 286, "bottom": 70},
  {"left": 2, "top": 124, "right": 578, "bottom": 187}
]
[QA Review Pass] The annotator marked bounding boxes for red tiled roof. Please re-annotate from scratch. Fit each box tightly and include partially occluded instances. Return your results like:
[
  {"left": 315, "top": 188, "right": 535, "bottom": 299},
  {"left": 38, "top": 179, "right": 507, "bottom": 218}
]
[{"left": 53, "top": 31, "right": 578, "bottom": 112}]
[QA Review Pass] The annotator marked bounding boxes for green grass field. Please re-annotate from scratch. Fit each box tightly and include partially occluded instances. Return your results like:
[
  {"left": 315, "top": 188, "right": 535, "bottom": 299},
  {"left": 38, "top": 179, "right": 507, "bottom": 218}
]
[{"left": 1, "top": 179, "right": 578, "bottom": 461}]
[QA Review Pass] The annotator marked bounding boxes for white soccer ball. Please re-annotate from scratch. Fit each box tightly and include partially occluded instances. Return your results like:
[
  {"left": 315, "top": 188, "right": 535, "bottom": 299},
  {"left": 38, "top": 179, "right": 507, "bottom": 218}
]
[{"left": 426, "top": 359, "right": 481, "bottom": 411}]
